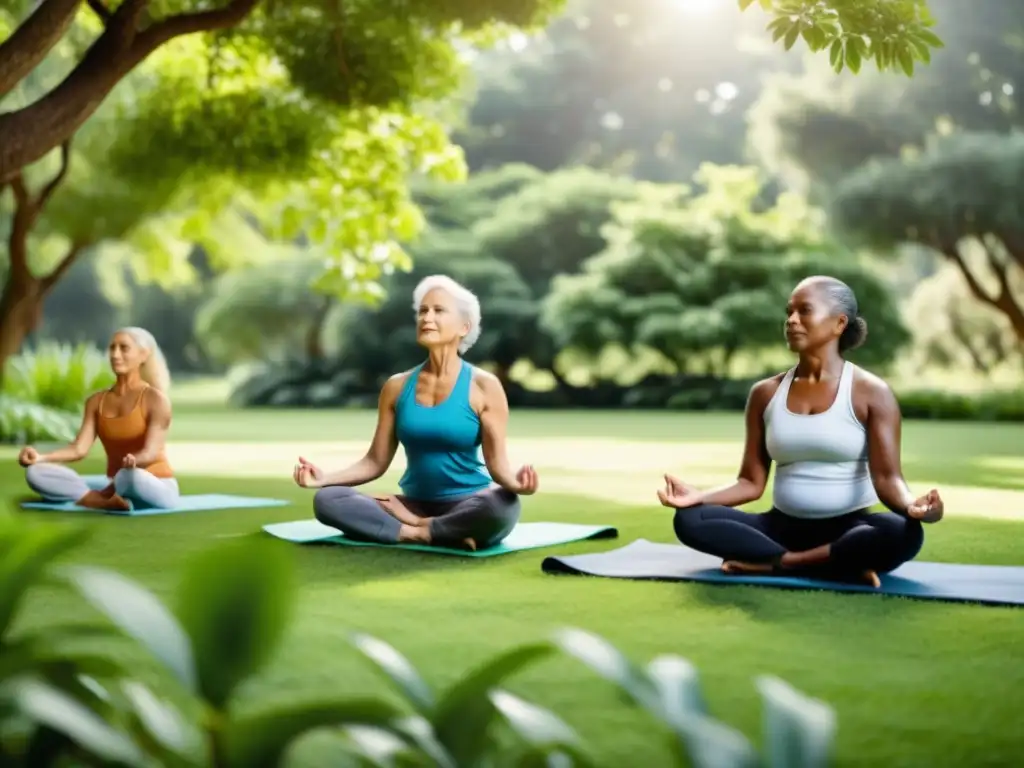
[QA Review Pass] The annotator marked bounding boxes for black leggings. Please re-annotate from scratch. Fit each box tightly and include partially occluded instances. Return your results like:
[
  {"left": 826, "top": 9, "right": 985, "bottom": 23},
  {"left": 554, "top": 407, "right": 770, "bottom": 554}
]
[
  {"left": 673, "top": 504, "right": 924, "bottom": 575},
  {"left": 313, "top": 485, "right": 521, "bottom": 548}
]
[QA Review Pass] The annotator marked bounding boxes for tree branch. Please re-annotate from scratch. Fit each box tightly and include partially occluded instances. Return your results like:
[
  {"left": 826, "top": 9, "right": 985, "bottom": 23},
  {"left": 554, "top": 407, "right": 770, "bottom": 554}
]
[
  {"left": 0, "top": 0, "right": 84, "bottom": 100},
  {"left": 943, "top": 244, "right": 998, "bottom": 309},
  {"left": 37, "top": 140, "right": 72, "bottom": 212},
  {"left": 86, "top": 0, "right": 112, "bottom": 23},
  {"left": 0, "top": 0, "right": 262, "bottom": 183},
  {"left": 42, "top": 241, "right": 86, "bottom": 292},
  {"left": 133, "top": 0, "right": 261, "bottom": 51}
]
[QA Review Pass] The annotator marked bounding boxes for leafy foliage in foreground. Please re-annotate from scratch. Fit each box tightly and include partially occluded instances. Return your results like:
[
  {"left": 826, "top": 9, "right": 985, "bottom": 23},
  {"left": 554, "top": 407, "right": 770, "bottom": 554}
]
[{"left": 0, "top": 515, "right": 838, "bottom": 767}]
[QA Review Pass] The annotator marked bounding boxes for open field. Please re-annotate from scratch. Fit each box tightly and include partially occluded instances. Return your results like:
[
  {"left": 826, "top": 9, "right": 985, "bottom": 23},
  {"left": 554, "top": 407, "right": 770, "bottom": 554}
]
[{"left": 3, "top": 407, "right": 1024, "bottom": 766}]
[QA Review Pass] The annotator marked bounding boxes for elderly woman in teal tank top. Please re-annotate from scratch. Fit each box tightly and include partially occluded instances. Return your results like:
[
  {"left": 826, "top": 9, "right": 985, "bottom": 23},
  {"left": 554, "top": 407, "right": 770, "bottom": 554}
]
[
  {"left": 292, "top": 275, "right": 539, "bottom": 550},
  {"left": 660, "top": 276, "right": 943, "bottom": 587}
]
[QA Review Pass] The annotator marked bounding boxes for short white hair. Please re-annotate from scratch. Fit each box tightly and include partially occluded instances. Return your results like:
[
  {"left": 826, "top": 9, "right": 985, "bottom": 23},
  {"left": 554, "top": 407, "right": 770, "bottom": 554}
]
[{"left": 412, "top": 275, "right": 482, "bottom": 355}]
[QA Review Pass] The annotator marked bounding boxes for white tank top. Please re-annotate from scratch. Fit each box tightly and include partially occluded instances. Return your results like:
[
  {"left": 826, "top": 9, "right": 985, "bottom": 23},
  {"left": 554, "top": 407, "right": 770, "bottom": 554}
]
[{"left": 764, "top": 361, "right": 878, "bottom": 519}]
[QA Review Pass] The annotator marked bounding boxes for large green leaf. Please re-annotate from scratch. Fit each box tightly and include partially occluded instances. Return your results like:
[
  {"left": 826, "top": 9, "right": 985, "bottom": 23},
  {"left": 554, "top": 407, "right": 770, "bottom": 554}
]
[
  {"left": 350, "top": 633, "right": 435, "bottom": 714},
  {"left": 551, "top": 629, "right": 660, "bottom": 713},
  {"left": 756, "top": 676, "right": 836, "bottom": 768},
  {"left": 63, "top": 565, "right": 197, "bottom": 692},
  {"left": 489, "top": 689, "right": 599, "bottom": 767},
  {"left": 120, "top": 680, "right": 199, "bottom": 761},
  {"left": 675, "top": 714, "right": 760, "bottom": 768},
  {"left": 646, "top": 655, "right": 707, "bottom": 724},
  {"left": 0, "top": 522, "right": 91, "bottom": 641},
  {"left": 431, "top": 641, "right": 555, "bottom": 764},
  {"left": 174, "top": 537, "right": 296, "bottom": 710},
  {"left": 223, "top": 697, "right": 408, "bottom": 768},
  {"left": 9, "top": 677, "right": 144, "bottom": 766},
  {"left": 341, "top": 724, "right": 418, "bottom": 767}
]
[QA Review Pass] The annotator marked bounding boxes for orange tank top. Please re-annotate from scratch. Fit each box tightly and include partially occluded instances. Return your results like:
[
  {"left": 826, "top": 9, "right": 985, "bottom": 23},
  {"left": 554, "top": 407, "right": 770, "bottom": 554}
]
[{"left": 96, "top": 385, "right": 174, "bottom": 480}]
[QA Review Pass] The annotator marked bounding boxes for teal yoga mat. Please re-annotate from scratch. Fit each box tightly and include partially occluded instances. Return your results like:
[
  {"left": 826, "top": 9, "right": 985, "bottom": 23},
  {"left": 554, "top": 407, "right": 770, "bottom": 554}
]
[
  {"left": 21, "top": 494, "right": 288, "bottom": 516},
  {"left": 262, "top": 519, "right": 618, "bottom": 557},
  {"left": 541, "top": 539, "right": 1024, "bottom": 607}
]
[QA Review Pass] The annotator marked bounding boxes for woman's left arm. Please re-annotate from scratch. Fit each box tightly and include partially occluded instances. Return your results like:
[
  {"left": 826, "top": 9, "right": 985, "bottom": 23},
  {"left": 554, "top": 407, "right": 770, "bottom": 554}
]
[
  {"left": 477, "top": 374, "right": 530, "bottom": 494},
  {"left": 864, "top": 376, "right": 942, "bottom": 522},
  {"left": 132, "top": 389, "right": 172, "bottom": 466}
]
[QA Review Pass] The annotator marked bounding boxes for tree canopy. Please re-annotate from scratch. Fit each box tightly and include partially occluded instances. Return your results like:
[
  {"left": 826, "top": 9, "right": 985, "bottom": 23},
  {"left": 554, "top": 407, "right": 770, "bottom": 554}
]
[
  {"left": 542, "top": 163, "right": 911, "bottom": 375},
  {"left": 828, "top": 131, "right": 1024, "bottom": 343}
]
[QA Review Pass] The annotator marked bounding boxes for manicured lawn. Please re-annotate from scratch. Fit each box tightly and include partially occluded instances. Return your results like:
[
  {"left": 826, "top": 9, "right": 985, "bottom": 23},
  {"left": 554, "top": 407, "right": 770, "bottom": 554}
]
[{"left": 3, "top": 409, "right": 1024, "bottom": 766}]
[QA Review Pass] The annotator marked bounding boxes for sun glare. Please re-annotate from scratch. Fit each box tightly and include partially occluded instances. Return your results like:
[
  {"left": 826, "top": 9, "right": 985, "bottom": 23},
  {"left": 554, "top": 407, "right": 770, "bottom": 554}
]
[{"left": 678, "top": 0, "right": 720, "bottom": 16}]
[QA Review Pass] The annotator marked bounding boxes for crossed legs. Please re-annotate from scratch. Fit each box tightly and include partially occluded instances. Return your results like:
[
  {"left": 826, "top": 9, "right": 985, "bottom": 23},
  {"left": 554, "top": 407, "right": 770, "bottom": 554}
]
[
  {"left": 26, "top": 463, "right": 180, "bottom": 510},
  {"left": 673, "top": 503, "right": 924, "bottom": 585},
  {"left": 313, "top": 485, "right": 522, "bottom": 549}
]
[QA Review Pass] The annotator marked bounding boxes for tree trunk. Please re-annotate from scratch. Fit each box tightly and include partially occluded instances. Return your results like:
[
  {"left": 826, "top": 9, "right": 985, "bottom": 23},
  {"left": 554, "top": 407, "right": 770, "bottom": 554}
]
[
  {"left": 940, "top": 240, "right": 1024, "bottom": 344},
  {"left": 0, "top": 276, "right": 45, "bottom": 384}
]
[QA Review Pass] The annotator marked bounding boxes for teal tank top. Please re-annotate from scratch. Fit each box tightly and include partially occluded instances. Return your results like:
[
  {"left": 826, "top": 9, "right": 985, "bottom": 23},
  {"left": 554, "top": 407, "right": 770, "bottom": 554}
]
[{"left": 395, "top": 360, "right": 493, "bottom": 500}]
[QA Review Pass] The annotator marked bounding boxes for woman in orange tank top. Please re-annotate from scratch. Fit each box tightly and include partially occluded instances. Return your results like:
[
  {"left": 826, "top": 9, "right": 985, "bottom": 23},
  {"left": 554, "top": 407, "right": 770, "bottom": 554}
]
[{"left": 18, "top": 327, "right": 180, "bottom": 511}]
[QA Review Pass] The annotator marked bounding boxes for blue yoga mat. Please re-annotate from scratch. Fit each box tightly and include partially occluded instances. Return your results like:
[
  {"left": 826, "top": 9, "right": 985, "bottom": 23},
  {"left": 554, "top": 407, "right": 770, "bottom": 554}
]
[
  {"left": 263, "top": 519, "right": 618, "bottom": 557},
  {"left": 541, "top": 539, "right": 1024, "bottom": 607},
  {"left": 21, "top": 494, "right": 288, "bottom": 516}
]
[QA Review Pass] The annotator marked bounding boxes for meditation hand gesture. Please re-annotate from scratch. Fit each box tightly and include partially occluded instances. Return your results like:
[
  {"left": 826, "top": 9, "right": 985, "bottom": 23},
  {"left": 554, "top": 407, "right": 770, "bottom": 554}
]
[
  {"left": 17, "top": 446, "right": 39, "bottom": 467},
  {"left": 513, "top": 464, "right": 539, "bottom": 495},
  {"left": 657, "top": 474, "right": 703, "bottom": 509},
  {"left": 907, "top": 488, "right": 944, "bottom": 523},
  {"left": 122, "top": 454, "right": 137, "bottom": 468},
  {"left": 293, "top": 456, "right": 324, "bottom": 489}
]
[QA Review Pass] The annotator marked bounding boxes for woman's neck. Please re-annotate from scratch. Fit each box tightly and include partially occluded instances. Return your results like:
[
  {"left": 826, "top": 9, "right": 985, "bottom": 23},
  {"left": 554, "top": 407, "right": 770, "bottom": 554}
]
[
  {"left": 795, "top": 350, "right": 845, "bottom": 381},
  {"left": 112, "top": 371, "right": 144, "bottom": 394},
  {"left": 425, "top": 346, "right": 461, "bottom": 377}
]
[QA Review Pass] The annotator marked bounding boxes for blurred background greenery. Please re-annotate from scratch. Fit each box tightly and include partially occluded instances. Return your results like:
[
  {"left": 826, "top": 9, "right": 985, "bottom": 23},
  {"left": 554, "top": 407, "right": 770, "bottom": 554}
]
[{"left": 2, "top": 0, "right": 1022, "bottom": 443}]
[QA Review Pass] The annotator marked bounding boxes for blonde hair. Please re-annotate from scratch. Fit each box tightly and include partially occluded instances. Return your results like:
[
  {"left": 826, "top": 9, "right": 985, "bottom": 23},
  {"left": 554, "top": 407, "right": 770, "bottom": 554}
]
[
  {"left": 411, "top": 275, "right": 482, "bottom": 355},
  {"left": 118, "top": 326, "right": 172, "bottom": 393}
]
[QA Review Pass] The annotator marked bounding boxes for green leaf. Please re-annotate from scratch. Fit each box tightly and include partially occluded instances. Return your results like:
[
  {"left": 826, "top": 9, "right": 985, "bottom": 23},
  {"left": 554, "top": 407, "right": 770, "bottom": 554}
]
[
  {"left": 552, "top": 629, "right": 660, "bottom": 713},
  {"left": 783, "top": 24, "right": 800, "bottom": 51},
  {"left": 431, "top": 641, "right": 555, "bottom": 763},
  {"left": 846, "top": 39, "right": 863, "bottom": 74},
  {"left": 0, "top": 523, "right": 91, "bottom": 641},
  {"left": 908, "top": 36, "right": 932, "bottom": 63},
  {"left": 828, "top": 39, "right": 843, "bottom": 68},
  {"left": 224, "top": 697, "right": 407, "bottom": 768},
  {"left": 341, "top": 724, "right": 412, "bottom": 766},
  {"left": 675, "top": 714, "right": 760, "bottom": 768},
  {"left": 756, "top": 676, "right": 836, "bottom": 768},
  {"left": 10, "top": 677, "right": 144, "bottom": 765},
  {"left": 771, "top": 18, "right": 792, "bottom": 43},
  {"left": 489, "top": 689, "right": 599, "bottom": 766},
  {"left": 63, "top": 565, "right": 197, "bottom": 692},
  {"left": 737, "top": 0, "right": 757, "bottom": 10},
  {"left": 646, "top": 655, "right": 707, "bottom": 725},
  {"left": 350, "top": 633, "right": 435, "bottom": 714},
  {"left": 896, "top": 44, "right": 915, "bottom": 76},
  {"left": 914, "top": 28, "right": 945, "bottom": 49},
  {"left": 120, "top": 680, "right": 197, "bottom": 758},
  {"left": 175, "top": 537, "right": 297, "bottom": 710}
]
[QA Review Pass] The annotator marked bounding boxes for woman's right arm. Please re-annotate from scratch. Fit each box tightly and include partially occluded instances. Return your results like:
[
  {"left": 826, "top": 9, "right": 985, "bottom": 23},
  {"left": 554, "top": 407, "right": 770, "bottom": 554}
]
[
  {"left": 36, "top": 394, "right": 101, "bottom": 463},
  {"left": 691, "top": 377, "right": 777, "bottom": 508},
  {"left": 316, "top": 374, "right": 404, "bottom": 488}
]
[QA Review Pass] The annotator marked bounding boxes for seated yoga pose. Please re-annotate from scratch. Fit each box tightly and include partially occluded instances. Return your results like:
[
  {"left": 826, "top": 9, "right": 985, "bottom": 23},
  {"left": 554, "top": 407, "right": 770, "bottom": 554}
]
[
  {"left": 19, "top": 327, "right": 179, "bottom": 511},
  {"left": 293, "top": 274, "right": 539, "bottom": 550},
  {"left": 662, "top": 276, "right": 941, "bottom": 587}
]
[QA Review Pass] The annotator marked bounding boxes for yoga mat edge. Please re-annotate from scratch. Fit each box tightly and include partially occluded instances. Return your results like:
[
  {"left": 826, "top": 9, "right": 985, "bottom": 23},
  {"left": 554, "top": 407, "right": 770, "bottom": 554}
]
[
  {"left": 20, "top": 494, "right": 289, "bottom": 516},
  {"left": 262, "top": 519, "right": 619, "bottom": 557},
  {"left": 540, "top": 539, "right": 1024, "bottom": 607}
]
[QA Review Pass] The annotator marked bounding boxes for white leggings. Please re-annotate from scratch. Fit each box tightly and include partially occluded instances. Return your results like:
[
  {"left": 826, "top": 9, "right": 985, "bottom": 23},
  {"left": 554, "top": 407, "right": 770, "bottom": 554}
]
[{"left": 25, "top": 463, "right": 181, "bottom": 509}]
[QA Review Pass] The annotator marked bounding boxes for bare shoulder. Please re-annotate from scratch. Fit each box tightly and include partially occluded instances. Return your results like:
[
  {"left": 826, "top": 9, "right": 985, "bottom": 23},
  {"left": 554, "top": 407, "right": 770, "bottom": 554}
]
[
  {"left": 84, "top": 391, "right": 105, "bottom": 411},
  {"left": 748, "top": 372, "right": 787, "bottom": 409},
  {"left": 144, "top": 386, "right": 171, "bottom": 410},
  {"left": 850, "top": 364, "right": 896, "bottom": 408},
  {"left": 470, "top": 365, "right": 503, "bottom": 394},
  {"left": 381, "top": 370, "right": 414, "bottom": 402}
]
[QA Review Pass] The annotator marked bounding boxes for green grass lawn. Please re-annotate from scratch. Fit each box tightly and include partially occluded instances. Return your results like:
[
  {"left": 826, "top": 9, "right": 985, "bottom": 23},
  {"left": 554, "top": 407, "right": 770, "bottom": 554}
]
[{"left": 4, "top": 408, "right": 1024, "bottom": 767}]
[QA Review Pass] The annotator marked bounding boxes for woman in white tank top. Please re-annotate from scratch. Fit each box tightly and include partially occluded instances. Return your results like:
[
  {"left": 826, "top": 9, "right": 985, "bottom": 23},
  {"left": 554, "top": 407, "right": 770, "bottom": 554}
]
[{"left": 659, "top": 276, "right": 945, "bottom": 587}]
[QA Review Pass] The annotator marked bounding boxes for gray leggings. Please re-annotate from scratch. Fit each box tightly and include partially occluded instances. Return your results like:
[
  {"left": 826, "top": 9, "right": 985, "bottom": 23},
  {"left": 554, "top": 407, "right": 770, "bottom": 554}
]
[
  {"left": 25, "top": 463, "right": 181, "bottom": 509},
  {"left": 313, "top": 485, "right": 522, "bottom": 547}
]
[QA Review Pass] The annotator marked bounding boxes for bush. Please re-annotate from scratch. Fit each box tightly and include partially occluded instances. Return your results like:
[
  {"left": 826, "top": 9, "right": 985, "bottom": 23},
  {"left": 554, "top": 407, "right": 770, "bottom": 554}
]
[
  {"left": 2, "top": 341, "right": 113, "bottom": 413},
  {"left": 896, "top": 388, "right": 1024, "bottom": 422},
  {"left": 0, "top": 394, "right": 79, "bottom": 445},
  {"left": 0, "top": 517, "right": 838, "bottom": 768}
]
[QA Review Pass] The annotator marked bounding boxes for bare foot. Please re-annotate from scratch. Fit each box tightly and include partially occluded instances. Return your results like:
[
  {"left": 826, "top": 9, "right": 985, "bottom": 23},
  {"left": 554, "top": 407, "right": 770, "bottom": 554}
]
[
  {"left": 862, "top": 570, "right": 881, "bottom": 588},
  {"left": 77, "top": 490, "right": 130, "bottom": 511},
  {"left": 721, "top": 560, "right": 776, "bottom": 575},
  {"left": 397, "top": 524, "right": 431, "bottom": 544},
  {"left": 461, "top": 538, "right": 477, "bottom": 552}
]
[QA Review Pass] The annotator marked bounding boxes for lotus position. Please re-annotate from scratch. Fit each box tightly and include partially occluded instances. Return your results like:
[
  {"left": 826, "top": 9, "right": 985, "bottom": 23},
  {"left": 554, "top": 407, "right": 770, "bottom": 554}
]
[
  {"left": 294, "top": 275, "right": 538, "bottom": 550},
  {"left": 19, "top": 327, "right": 179, "bottom": 511},
  {"left": 662, "top": 276, "right": 940, "bottom": 587}
]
